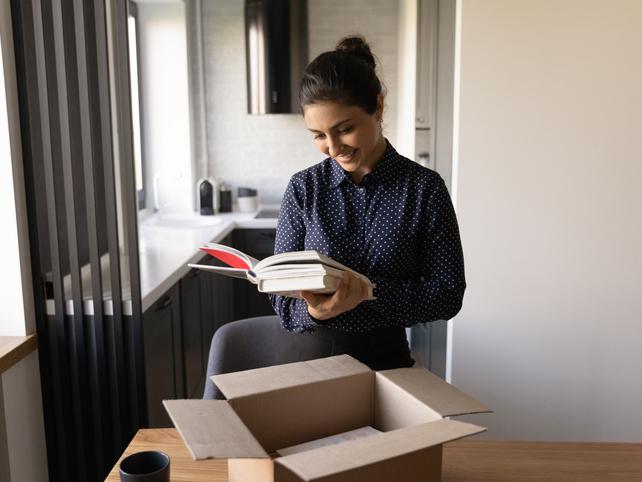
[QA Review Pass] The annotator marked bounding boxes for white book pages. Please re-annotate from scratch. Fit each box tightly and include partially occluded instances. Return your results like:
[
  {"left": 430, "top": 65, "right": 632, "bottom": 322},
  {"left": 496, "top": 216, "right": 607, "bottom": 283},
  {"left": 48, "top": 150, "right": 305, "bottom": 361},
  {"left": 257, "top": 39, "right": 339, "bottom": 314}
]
[{"left": 186, "top": 264, "right": 252, "bottom": 281}]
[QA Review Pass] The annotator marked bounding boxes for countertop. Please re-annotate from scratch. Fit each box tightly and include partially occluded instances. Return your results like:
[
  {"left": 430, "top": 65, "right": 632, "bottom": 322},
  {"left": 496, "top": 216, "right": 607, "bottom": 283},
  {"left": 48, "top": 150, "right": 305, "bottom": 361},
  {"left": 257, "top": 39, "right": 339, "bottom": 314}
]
[
  {"left": 138, "top": 208, "right": 278, "bottom": 312},
  {"left": 46, "top": 207, "right": 278, "bottom": 316}
]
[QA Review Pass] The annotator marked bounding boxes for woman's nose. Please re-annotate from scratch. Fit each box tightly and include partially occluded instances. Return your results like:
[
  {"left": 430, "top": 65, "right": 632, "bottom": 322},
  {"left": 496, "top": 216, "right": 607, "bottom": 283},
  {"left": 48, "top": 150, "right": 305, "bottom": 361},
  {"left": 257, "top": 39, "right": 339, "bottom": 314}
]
[{"left": 327, "top": 137, "right": 342, "bottom": 158}]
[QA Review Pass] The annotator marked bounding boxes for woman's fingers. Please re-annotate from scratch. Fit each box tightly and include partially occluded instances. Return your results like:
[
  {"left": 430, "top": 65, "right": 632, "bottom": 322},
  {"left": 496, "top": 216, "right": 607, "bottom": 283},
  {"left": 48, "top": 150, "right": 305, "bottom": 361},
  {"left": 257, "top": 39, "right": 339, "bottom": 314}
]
[
  {"left": 300, "top": 290, "right": 314, "bottom": 303},
  {"left": 302, "top": 273, "right": 369, "bottom": 321},
  {"left": 330, "top": 273, "right": 349, "bottom": 303}
]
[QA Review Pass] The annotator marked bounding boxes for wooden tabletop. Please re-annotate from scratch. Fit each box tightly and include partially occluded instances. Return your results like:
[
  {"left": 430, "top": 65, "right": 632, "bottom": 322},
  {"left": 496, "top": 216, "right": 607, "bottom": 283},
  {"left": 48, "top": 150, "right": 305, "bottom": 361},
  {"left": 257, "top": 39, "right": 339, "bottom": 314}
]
[
  {"left": 0, "top": 334, "right": 37, "bottom": 375},
  {"left": 106, "top": 429, "right": 642, "bottom": 482}
]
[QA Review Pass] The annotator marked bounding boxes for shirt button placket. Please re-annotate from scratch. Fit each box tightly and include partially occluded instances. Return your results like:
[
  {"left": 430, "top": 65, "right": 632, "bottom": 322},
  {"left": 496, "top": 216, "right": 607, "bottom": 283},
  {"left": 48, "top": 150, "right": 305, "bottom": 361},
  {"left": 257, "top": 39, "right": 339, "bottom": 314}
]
[{"left": 356, "top": 185, "right": 367, "bottom": 267}]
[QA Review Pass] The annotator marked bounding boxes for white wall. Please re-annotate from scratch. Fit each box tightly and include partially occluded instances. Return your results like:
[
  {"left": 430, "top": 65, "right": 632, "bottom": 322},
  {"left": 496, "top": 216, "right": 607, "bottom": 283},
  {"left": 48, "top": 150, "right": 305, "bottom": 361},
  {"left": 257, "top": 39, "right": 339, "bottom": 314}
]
[
  {"left": 203, "top": 0, "right": 401, "bottom": 204},
  {"left": 1, "top": 353, "right": 49, "bottom": 482},
  {"left": 452, "top": 0, "right": 642, "bottom": 441},
  {"left": 396, "top": 0, "right": 417, "bottom": 160},
  {"left": 0, "top": 0, "right": 35, "bottom": 336}
]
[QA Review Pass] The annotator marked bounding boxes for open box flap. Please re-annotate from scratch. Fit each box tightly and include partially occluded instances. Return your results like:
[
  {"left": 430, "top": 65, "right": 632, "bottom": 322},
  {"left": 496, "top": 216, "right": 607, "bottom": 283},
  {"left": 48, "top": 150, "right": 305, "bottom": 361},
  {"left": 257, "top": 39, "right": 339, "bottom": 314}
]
[
  {"left": 376, "top": 368, "right": 491, "bottom": 417},
  {"left": 275, "top": 419, "right": 486, "bottom": 481},
  {"left": 163, "top": 400, "right": 268, "bottom": 459},
  {"left": 211, "top": 354, "right": 371, "bottom": 400}
]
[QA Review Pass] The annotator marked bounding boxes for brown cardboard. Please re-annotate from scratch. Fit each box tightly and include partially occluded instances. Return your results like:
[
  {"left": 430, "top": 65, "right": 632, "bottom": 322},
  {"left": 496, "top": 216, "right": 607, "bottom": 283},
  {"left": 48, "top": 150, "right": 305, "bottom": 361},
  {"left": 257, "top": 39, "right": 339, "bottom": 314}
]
[
  {"left": 163, "top": 399, "right": 268, "bottom": 459},
  {"left": 374, "top": 372, "right": 442, "bottom": 431},
  {"left": 212, "top": 355, "right": 371, "bottom": 399},
  {"left": 275, "top": 420, "right": 483, "bottom": 482},
  {"left": 163, "top": 355, "right": 490, "bottom": 482},
  {"left": 377, "top": 367, "right": 491, "bottom": 416},
  {"left": 228, "top": 459, "right": 275, "bottom": 482},
  {"left": 227, "top": 372, "right": 373, "bottom": 452},
  {"left": 274, "top": 446, "right": 443, "bottom": 482}
]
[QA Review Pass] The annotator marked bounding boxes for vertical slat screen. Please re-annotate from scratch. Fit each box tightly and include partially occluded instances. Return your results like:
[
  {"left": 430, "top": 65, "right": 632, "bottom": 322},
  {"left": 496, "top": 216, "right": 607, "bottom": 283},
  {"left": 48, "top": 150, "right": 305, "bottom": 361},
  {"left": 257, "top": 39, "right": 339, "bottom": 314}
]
[
  {"left": 106, "top": 0, "right": 146, "bottom": 433},
  {"left": 10, "top": 0, "right": 146, "bottom": 480},
  {"left": 10, "top": 1, "right": 70, "bottom": 480},
  {"left": 93, "top": 0, "right": 129, "bottom": 457},
  {"left": 71, "top": 0, "right": 107, "bottom": 474}
]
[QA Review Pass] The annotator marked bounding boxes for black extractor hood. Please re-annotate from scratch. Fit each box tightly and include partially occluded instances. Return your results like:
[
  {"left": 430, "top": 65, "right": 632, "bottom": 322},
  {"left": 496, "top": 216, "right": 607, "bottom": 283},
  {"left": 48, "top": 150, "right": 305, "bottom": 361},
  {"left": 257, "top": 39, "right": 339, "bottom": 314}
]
[{"left": 245, "top": 0, "right": 307, "bottom": 114}]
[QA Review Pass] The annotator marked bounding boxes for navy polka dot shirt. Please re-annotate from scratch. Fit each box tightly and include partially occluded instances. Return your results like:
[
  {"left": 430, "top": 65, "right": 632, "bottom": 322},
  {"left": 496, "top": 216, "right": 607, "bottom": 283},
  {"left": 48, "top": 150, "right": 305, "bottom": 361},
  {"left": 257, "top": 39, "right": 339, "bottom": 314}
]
[{"left": 269, "top": 141, "right": 466, "bottom": 333}]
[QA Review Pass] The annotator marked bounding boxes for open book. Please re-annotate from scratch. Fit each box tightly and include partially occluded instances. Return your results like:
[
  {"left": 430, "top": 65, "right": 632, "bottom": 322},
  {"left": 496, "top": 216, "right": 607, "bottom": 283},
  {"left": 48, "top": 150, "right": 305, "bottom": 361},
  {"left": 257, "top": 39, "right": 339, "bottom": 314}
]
[{"left": 188, "top": 243, "right": 375, "bottom": 299}]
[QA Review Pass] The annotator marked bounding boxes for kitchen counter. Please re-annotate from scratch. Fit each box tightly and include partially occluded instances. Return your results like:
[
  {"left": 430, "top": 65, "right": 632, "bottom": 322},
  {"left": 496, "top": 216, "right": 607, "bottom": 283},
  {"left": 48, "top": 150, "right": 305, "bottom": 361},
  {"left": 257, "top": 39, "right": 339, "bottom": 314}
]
[
  {"left": 139, "top": 208, "right": 277, "bottom": 312},
  {"left": 45, "top": 207, "right": 278, "bottom": 316}
]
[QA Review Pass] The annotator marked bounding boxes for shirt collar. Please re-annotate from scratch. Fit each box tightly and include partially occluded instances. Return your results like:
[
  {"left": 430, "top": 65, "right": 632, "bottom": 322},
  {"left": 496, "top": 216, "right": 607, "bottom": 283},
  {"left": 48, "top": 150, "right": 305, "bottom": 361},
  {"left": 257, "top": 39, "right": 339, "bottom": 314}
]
[
  {"left": 329, "top": 157, "right": 347, "bottom": 188},
  {"left": 328, "top": 139, "right": 398, "bottom": 189}
]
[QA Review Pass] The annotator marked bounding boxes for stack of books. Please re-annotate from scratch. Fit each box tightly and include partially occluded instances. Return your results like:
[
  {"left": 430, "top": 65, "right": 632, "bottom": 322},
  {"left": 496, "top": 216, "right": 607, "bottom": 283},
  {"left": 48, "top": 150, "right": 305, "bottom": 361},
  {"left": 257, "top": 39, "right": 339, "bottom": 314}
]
[{"left": 188, "top": 243, "right": 375, "bottom": 299}]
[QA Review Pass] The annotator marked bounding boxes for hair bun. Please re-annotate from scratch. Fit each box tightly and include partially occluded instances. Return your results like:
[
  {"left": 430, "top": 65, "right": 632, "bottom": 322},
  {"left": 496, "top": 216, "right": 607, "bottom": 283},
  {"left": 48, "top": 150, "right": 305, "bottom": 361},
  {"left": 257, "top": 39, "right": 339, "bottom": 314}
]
[{"left": 335, "top": 36, "right": 376, "bottom": 70}]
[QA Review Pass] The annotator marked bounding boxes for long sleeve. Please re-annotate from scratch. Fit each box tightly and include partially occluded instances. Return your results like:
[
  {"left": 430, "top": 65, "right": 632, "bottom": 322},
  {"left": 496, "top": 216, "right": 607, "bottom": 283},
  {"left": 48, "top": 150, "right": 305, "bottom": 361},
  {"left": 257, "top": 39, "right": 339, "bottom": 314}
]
[
  {"left": 268, "top": 179, "right": 320, "bottom": 332},
  {"left": 363, "top": 179, "right": 466, "bottom": 325}
]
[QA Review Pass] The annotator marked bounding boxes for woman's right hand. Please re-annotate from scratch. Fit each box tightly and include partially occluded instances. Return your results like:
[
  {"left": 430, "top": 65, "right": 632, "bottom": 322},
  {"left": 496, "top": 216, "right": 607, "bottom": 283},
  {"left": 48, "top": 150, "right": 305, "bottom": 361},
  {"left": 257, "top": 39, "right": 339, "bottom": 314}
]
[{"left": 300, "top": 272, "right": 369, "bottom": 321}]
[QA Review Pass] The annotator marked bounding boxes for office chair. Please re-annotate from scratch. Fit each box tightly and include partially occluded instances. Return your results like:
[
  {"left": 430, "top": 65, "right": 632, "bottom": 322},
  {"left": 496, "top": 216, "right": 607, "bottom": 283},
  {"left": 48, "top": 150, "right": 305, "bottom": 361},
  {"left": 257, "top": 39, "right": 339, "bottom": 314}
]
[{"left": 203, "top": 315, "right": 332, "bottom": 399}]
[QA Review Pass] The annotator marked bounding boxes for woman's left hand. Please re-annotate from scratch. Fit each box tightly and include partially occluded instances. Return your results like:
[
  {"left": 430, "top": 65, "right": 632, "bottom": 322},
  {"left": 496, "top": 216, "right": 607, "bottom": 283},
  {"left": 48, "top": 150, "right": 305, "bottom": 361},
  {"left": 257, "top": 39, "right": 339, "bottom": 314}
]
[{"left": 300, "top": 272, "right": 369, "bottom": 320}]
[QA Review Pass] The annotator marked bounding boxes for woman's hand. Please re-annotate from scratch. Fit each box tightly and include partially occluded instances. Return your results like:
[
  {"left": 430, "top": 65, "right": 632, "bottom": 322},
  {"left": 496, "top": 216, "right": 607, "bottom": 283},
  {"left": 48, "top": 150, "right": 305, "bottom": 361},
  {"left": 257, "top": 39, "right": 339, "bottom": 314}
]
[{"left": 300, "top": 272, "right": 369, "bottom": 321}]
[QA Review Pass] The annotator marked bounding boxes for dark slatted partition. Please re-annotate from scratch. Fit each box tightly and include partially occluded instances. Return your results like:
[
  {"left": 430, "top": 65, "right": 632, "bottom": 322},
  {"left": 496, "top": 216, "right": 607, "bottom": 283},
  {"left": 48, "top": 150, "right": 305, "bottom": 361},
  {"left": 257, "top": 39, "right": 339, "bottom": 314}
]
[
  {"left": 107, "top": 0, "right": 147, "bottom": 435},
  {"left": 10, "top": 1, "right": 146, "bottom": 481}
]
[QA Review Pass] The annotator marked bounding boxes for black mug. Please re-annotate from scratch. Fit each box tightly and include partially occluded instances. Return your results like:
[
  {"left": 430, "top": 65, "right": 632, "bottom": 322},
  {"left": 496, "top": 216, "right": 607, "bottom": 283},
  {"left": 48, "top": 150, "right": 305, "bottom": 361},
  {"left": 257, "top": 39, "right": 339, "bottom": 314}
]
[{"left": 119, "top": 451, "right": 170, "bottom": 482}]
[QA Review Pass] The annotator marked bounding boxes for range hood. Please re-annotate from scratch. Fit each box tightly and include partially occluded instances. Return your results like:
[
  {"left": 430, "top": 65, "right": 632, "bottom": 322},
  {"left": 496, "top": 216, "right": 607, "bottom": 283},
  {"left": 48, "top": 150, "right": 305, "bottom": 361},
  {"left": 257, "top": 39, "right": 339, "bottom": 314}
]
[{"left": 245, "top": 0, "right": 307, "bottom": 114}]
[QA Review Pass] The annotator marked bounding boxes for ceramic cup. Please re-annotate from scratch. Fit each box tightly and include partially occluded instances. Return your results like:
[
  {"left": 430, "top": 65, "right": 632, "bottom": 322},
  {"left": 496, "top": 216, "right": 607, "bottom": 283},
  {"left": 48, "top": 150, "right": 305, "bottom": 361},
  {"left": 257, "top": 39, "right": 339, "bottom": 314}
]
[
  {"left": 119, "top": 451, "right": 170, "bottom": 482},
  {"left": 238, "top": 195, "right": 259, "bottom": 213}
]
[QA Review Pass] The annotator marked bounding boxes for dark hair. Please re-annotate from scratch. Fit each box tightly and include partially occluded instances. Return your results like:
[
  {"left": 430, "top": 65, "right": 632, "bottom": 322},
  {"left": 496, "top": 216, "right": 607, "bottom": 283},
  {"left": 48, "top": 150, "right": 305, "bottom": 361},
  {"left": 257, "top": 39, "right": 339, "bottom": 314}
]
[{"left": 299, "top": 36, "right": 382, "bottom": 114}]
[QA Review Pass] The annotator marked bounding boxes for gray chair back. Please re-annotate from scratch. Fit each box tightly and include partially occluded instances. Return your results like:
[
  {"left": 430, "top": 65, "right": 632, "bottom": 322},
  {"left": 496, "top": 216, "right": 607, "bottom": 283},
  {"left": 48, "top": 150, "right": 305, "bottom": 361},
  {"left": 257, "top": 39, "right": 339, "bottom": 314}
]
[{"left": 203, "top": 316, "right": 331, "bottom": 399}]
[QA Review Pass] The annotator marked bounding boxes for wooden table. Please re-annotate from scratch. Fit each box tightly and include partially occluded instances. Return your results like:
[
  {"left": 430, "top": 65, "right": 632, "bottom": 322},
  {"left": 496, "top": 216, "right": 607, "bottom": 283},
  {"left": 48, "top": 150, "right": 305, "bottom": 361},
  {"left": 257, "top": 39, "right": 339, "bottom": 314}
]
[{"left": 106, "top": 429, "right": 642, "bottom": 482}]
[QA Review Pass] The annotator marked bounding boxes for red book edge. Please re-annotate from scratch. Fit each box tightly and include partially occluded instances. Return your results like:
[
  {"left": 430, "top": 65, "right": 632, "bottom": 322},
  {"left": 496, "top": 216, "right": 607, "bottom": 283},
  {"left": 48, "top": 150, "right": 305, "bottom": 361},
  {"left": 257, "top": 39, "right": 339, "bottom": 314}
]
[{"left": 200, "top": 247, "right": 251, "bottom": 270}]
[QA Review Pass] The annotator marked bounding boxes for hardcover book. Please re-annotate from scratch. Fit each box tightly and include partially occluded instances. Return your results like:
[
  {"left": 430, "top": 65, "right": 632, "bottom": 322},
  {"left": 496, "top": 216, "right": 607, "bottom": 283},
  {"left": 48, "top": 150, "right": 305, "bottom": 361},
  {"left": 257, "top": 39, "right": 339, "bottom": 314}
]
[{"left": 188, "top": 243, "right": 375, "bottom": 299}]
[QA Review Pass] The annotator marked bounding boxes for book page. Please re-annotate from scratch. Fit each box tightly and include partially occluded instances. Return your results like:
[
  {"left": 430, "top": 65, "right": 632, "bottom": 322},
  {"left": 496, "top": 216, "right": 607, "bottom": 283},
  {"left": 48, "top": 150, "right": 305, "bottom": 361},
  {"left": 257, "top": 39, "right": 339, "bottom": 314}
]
[
  {"left": 255, "top": 251, "right": 373, "bottom": 287},
  {"left": 187, "top": 264, "right": 251, "bottom": 280},
  {"left": 200, "top": 243, "right": 259, "bottom": 270}
]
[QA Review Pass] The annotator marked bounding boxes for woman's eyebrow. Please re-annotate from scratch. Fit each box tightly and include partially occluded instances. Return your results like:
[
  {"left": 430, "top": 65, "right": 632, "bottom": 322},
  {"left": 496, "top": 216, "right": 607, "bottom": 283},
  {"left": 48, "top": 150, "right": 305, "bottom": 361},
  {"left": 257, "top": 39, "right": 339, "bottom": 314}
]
[{"left": 308, "top": 118, "right": 352, "bottom": 133}]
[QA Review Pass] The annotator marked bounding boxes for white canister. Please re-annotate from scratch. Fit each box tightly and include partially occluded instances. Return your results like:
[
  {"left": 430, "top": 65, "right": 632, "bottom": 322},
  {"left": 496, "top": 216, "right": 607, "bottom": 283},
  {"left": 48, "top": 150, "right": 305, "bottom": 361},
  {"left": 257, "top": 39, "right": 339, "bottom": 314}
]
[{"left": 237, "top": 195, "right": 259, "bottom": 213}]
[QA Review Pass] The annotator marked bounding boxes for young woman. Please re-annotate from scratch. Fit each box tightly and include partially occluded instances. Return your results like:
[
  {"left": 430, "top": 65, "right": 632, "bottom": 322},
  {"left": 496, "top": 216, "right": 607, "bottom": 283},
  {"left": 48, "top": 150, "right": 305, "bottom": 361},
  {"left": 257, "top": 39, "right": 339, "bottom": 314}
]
[{"left": 269, "top": 36, "right": 466, "bottom": 370}]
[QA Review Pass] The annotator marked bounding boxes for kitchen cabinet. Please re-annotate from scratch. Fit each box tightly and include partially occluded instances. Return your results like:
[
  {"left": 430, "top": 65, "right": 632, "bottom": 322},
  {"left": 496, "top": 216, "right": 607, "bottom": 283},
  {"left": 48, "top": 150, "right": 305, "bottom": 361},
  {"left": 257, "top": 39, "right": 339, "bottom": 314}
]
[
  {"left": 179, "top": 267, "right": 210, "bottom": 400},
  {"left": 142, "top": 230, "right": 275, "bottom": 423},
  {"left": 201, "top": 234, "right": 234, "bottom": 385},
  {"left": 204, "top": 266, "right": 233, "bottom": 352},
  {"left": 231, "top": 229, "right": 276, "bottom": 319},
  {"left": 143, "top": 283, "right": 184, "bottom": 427}
]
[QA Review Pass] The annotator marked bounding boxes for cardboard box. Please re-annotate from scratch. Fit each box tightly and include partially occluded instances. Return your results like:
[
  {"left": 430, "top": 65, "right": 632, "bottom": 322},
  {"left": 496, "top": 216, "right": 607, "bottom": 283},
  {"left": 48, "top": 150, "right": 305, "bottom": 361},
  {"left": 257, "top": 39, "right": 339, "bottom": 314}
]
[{"left": 163, "top": 355, "right": 490, "bottom": 482}]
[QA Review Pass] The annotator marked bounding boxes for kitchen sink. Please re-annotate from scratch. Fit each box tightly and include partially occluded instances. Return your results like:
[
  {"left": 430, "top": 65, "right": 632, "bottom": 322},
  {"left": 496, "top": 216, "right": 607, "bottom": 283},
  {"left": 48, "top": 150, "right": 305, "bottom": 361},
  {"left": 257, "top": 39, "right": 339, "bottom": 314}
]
[{"left": 254, "top": 208, "right": 280, "bottom": 219}]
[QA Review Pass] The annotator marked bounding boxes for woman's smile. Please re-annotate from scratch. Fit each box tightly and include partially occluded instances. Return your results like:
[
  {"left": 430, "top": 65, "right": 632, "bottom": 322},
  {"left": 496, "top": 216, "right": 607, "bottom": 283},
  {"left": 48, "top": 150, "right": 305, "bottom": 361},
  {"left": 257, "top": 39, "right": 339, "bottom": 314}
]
[{"left": 335, "top": 147, "right": 358, "bottom": 163}]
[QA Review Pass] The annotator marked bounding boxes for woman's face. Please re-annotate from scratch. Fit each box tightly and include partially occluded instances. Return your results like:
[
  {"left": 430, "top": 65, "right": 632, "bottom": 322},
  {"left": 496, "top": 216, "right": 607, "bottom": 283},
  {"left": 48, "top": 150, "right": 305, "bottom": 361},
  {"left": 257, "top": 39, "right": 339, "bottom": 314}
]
[{"left": 303, "top": 98, "right": 386, "bottom": 179}]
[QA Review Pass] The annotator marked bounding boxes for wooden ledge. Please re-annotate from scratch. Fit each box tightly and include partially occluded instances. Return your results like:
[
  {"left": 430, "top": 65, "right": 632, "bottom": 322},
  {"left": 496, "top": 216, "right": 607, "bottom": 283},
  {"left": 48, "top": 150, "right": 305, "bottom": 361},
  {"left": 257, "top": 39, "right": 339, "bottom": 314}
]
[{"left": 0, "top": 334, "right": 37, "bottom": 375}]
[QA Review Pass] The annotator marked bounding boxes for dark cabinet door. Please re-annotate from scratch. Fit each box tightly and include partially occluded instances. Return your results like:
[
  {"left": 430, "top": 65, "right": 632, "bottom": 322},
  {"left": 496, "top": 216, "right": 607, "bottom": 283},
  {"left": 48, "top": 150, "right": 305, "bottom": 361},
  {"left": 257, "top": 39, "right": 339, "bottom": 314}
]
[
  {"left": 202, "top": 235, "right": 234, "bottom": 368},
  {"left": 179, "top": 267, "right": 211, "bottom": 399},
  {"left": 143, "top": 283, "right": 183, "bottom": 427},
  {"left": 231, "top": 229, "right": 276, "bottom": 319}
]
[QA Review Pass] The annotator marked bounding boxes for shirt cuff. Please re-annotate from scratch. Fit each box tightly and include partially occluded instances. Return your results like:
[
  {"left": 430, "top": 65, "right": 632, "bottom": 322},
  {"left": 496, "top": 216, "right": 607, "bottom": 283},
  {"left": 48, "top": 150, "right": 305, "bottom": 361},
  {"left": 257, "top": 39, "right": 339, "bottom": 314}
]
[{"left": 304, "top": 306, "right": 330, "bottom": 326}]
